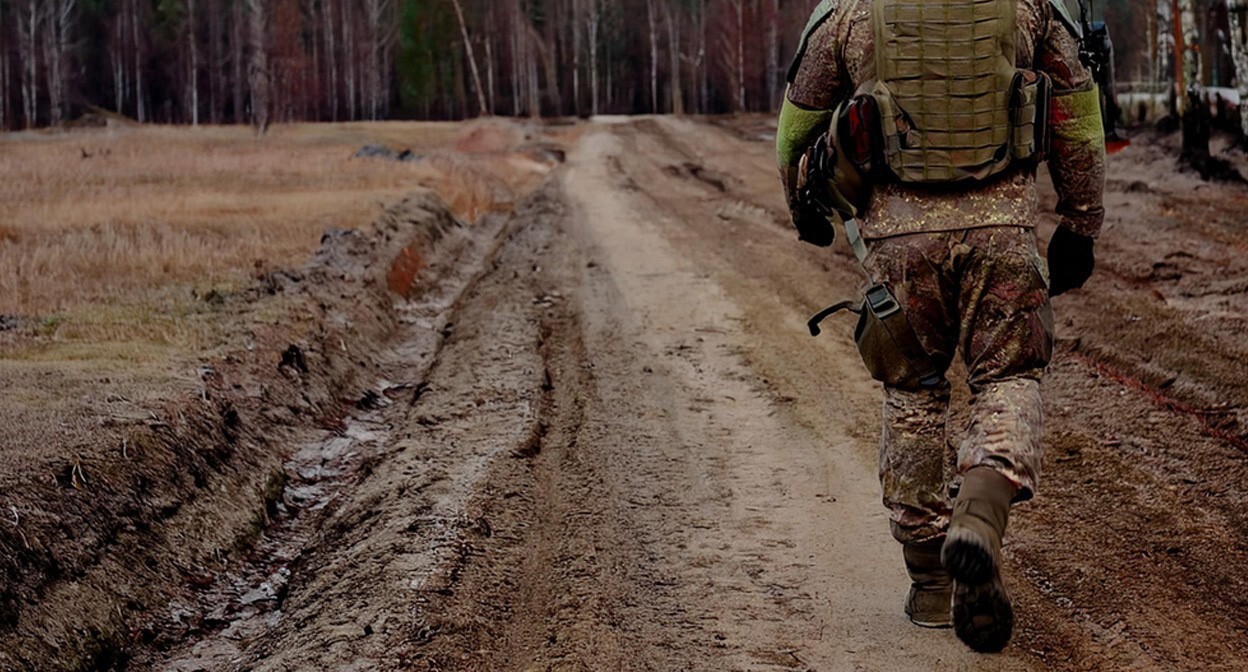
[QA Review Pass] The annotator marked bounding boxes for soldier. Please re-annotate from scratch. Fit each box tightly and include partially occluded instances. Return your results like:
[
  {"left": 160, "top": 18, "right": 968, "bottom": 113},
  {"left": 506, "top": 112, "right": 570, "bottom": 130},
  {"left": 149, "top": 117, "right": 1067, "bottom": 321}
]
[{"left": 777, "top": 0, "right": 1106, "bottom": 653}]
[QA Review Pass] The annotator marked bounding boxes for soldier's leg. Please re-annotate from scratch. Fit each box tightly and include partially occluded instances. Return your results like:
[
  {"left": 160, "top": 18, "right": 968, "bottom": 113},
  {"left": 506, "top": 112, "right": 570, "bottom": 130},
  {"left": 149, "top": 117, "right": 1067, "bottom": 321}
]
[
  {"left": 956, "top": 227, "right": 1053, "bottom": 497},
  {"left": 864, "top": 233, "right": 960, "bottom": 627},
  {"left": 863, "top": 232, "right": 961, "bottom": 544},
  {"left": 942, "top": 226, "right": 1053, "bottom": 652},
  {"left": 881, "top": 384, "right": 953, "bottom": 544}
]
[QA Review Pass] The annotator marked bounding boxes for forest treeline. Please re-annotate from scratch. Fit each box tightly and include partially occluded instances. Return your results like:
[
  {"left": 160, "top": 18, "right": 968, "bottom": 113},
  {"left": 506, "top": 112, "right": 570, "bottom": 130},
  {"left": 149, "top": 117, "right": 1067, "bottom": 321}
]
[
  {"left": 0, "top": 0, "right": 1240, "bottom": 131},
  {"left": 0, "top": 0, "right": 830, "bottom": 130}
]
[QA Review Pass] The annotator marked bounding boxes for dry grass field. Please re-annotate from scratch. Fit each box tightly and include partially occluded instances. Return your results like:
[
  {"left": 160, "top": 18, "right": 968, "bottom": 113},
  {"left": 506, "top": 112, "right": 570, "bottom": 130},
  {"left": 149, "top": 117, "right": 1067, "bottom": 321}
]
[{"left": 0, "top": 120, "right": 557, "bottom": 360}]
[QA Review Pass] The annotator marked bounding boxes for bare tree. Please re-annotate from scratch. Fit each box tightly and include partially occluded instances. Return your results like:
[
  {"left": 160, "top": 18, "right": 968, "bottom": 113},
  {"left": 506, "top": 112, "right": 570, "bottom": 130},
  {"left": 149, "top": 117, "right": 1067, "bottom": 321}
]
[
  {"left": 735, "top": 0, "right": 745, "bottom": 112},
  {"left": 572, "top": 0, "right": 582, "bottom": 115},
  {"left": 450, "top": 0, "right": 489, "bottom": 116},
  {"left": 586, "top": 0, "right": 601, "bottom": 115},
  {"left": 132, "top": 0, "right": 146, "bottom": 122},
  {"left": 17, "top": 0, "right": 40, "bottom": 129},
  {"left": 188, "top": 0, "right": 200, "bottom": 125},
  {"left": 364, "top": 0, "right": 395, "bottom": 120},
  {"left": 0, "top": 2, "right": 8, "bottom": 129},
  {"left": 343, "top": 0, "right": 355, "bottom": 119},
  {"left": 1181, "top": 0, "right": 1200, "bottom": 85},
  {"left": 647, "top": 0, "right": 658, "bottom": 112},
  {"left": 1230, "top": 1, "right": 1248, "bottom": 139},
  {"left": 665, "top": 2, "right": 683, "bottom": 115},
  {"left": 247, "top": 0, "right": 270, "bottom": 133},
  {"left": 765, "top": 0, "right": 779, "bottom": 112}
]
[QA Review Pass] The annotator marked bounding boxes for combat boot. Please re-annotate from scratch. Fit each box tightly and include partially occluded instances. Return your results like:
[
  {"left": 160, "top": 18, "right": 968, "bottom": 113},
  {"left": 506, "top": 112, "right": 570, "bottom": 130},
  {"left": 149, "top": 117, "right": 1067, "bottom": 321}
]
[
  {"left": 903, "top": 538, "right": 952, "bottom": 628},
  {"left": 942, "top": 467, "right": 1016, "bottom": 653}
]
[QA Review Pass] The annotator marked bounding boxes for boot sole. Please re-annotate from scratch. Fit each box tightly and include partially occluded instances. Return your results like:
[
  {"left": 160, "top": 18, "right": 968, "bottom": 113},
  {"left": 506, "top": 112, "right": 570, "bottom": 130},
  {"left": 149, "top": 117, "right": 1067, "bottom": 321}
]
[
  {"left": 942, "top": 527, "right": 995, "bottom": 585},
  {"left": 952, "top": 577, "right": 1014, "bottom": 653}
]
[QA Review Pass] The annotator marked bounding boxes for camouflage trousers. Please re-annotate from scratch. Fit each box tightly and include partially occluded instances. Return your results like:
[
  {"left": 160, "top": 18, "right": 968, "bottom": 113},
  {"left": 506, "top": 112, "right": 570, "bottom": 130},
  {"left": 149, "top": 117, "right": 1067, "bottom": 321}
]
[{"left": 862, "top": 226, "right": 1054, "bottom": 545}]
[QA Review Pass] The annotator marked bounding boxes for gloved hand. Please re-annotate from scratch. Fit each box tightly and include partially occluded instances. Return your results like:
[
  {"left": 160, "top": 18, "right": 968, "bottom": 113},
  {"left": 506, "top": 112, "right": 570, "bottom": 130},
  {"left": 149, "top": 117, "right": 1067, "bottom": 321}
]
[
  {"left": 791, "top": 205, "right": 835, "bottom": 247},
  {"left": 1047, "top": 226, "right": 1096, "bottom": 296},
  {"left": 791, "top": 135, "right": 836, "bottom": 247}
]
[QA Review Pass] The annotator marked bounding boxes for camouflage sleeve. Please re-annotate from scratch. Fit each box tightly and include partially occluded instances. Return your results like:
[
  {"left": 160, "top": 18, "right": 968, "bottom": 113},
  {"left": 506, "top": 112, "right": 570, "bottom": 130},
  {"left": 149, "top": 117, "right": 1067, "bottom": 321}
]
[
  {"left": 778, "top": 11, "right": 847, "bottom": 205},
  {"left": 788, "top": 11, "right": 848, "bottom": 110},
  {"left": 1037, "top": 6, "right": 1107, "bottom": 238}
]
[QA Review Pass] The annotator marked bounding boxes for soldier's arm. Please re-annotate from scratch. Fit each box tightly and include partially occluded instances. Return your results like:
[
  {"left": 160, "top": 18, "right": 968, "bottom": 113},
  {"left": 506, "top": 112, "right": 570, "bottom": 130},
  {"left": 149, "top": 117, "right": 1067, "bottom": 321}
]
[
  {"left": 777, "top": 11, "right": 848, "bottom": 206},
  {"left": 1038, "top": 8, "right": 1107, "bottom": 239}
]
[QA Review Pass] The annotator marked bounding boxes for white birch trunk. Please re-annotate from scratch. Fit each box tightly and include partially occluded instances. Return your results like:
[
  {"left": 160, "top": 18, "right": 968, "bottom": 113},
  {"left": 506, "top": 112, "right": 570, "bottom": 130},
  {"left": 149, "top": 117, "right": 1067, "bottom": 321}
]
[
  {"left": 450, "top": 0, "right": 489, "bottom": 116},
  {"left": 246, "top": 0, "right": 269, "bottom": 134},
  {"left": 1179, "top": 0, "right": 1200, "bottom": 89}
]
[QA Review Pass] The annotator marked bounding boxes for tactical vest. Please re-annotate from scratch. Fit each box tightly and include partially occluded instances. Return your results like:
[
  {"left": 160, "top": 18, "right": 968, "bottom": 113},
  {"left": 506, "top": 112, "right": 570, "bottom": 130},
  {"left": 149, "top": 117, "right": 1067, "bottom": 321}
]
[{"left": 789, "top": 0, "right": 1058, "bottom": 185}]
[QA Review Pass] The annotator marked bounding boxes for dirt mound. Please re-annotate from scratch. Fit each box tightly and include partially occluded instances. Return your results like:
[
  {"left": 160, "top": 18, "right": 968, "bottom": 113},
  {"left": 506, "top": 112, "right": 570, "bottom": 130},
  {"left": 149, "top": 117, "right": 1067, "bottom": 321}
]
[
  {"left": 453, "top": 119, "right": 525, "bottom": 154},
  {"left": 0, "top": 190, "right": 467, "bottom": 671}
]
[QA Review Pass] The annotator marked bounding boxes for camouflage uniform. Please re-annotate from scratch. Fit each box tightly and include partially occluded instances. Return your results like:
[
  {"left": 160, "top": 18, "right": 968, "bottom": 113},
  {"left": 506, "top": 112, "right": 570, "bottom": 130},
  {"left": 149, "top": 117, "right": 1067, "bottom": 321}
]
[{"left": 783, "top": 0, "right": 1106, "bottom": 544}]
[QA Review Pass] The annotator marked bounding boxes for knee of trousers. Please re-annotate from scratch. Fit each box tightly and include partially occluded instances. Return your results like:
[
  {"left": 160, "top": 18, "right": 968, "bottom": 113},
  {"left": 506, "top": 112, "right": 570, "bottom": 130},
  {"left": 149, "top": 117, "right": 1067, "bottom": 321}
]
[{"left": 957, "top": 378, "right": 1044, "bottom": 502}]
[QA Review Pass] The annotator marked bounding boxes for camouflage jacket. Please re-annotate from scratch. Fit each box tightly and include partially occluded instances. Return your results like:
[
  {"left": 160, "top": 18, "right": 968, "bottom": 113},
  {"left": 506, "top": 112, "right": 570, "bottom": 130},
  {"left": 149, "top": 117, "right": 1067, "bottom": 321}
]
[{"left": 782, "top": 0, "right": 1106, "bottom": 240}]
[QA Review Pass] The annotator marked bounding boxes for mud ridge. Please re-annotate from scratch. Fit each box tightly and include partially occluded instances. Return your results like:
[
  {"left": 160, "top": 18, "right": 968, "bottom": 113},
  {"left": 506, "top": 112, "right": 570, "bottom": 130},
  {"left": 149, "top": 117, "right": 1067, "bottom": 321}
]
[
  {"left": 0, "top": 189, "right": 483, "bottom": 671},
  {"left": 132, "top": 184, "right": 577, "bottom": 671}
]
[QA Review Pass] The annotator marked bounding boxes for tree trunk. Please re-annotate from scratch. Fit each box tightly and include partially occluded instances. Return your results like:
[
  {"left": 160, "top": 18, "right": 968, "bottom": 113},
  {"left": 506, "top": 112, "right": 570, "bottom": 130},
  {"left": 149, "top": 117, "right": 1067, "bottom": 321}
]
[
  {"left": 1179, "top": 0, "right": 1200, "bottom": 89},
  {"left": 511, "top": 2, "right": 522, "bottom": 116},
  {"left": 0, "top": 3, "right": 8, "bottom": 129},
  {"left": 728, "top": 0, "right": 738, "bottom": 111},
  {"left": 247, "top": 0, "right": 269, "bottom": 134},
  {"left": 208, "top": 0, "right": 223, "bottom": 123},
  {"left": 485, "top": 27, "right": 497, "bottom": 114},
  {"left": 765, "top": 0, "right": 779, "bottom": 112},
  {"left": 324, "top": 0, "right": 338, "bottom": 121},
  {"left": 646, "top": 0, "right": 658, "bottom": 112},
  {"left": 541, "top": 6, "right": 562, "bottom": 114},
  {"left": 46, "top": 0, "right": 76, "bottom": 126},
  {"left": 1229, "top": 2, "right": 1248, "bottom": 141},
  {"left": 344, "top": 0, "right": 355, "bottom": 120},
  {"left": 189, "top": 0, "right": 199, "bottom": 125},
  {"left": 698, "top": 0, "right": 707, "bottom": 113},
  {"left": 571, "top": 0, "right": 582, "bottom": 116},
  {"left": 450, "top": 0, "right": 489, "bottom": 116},
  {"left": 527, "top": 22, "right": 540, "bottom": 117},
  {"left": 231, "top": 0, "right": 244, "bottom": 123},
  {"left": 587, "top": 0, "right": 600, "bottom": 115},
  {"left": 133, "top": 0, "right": 145, "bottom": 122},
  {"left": 666, "top": 3, "right": 683, "bottom": 115},
  {"left": 18, "top": 0, "right": 39, "bottom": 128}
]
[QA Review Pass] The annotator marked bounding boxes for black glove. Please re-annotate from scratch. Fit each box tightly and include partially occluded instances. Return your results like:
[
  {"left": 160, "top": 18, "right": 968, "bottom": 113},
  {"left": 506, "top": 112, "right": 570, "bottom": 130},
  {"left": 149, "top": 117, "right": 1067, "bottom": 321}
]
[
  {"left": 791, "top": 135, "right": 836, "bottom": 247},
  {"left": 791, "top": 206, "right": 835, "bottom": 247},
  {"left": 1047, "top": 227, "right": 1095, "bottom": 297}
]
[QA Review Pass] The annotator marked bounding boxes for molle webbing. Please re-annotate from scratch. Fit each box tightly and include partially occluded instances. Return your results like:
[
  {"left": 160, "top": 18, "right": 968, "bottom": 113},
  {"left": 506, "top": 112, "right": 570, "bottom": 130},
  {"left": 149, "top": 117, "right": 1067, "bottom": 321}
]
[{"left": 873, "top": 0, "right": 1018, "bottom": 183}]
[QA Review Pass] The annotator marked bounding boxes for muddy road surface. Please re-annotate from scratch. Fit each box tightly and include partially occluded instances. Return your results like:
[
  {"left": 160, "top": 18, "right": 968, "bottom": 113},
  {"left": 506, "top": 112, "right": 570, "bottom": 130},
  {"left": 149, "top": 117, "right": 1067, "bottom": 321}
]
[{"left": 133, "top": 119, "right": 1248, "bottom": 671}]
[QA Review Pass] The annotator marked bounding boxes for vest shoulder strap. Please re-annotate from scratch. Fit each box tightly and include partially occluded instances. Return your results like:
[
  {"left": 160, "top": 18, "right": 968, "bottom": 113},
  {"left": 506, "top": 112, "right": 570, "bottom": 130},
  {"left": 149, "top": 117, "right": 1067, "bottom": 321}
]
[
  {"left": 786, "top": 0, "right": 845, "bottom": 84},
  {"left": 1050, "top": 0, "right": 1083, "bottom": 40}
]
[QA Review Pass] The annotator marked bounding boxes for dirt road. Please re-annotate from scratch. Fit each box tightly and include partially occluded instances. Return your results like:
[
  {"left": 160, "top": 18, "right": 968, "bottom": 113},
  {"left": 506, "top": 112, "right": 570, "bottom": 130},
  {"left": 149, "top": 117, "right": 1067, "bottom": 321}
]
[{"left": 128, "top": 118, "right": 1248, "bottom": 671}]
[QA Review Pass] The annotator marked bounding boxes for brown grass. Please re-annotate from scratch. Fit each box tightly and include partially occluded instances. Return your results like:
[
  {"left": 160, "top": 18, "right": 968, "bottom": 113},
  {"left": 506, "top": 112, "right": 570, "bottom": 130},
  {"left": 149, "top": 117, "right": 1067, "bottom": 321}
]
[{"left": 0, "top": 119, "right": 553, "bottom": 356}]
